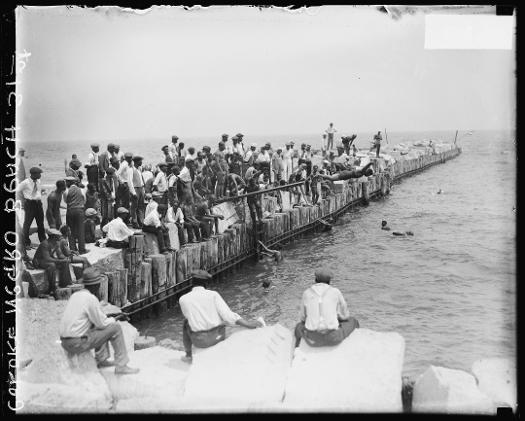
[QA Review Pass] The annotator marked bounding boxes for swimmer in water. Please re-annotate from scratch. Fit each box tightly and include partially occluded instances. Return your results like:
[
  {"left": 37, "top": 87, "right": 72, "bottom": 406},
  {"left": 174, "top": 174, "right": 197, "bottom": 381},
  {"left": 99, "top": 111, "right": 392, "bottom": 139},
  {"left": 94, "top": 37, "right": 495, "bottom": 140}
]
[
  {"left": 381, "top": 220, "right": 391, "bottom": 231},
  {"left": 437, "top": 189, "right": 443, "bottom": 194},
  {"left": 392, "top": 231, "right": 414, "bottom": 237}
]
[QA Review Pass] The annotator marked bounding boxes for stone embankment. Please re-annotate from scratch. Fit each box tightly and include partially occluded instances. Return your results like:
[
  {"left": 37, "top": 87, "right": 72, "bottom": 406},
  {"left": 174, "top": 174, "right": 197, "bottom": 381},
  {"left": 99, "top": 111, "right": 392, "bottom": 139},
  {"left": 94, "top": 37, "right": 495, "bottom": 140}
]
[{"left": 16, "top": 298, "right": 515, "bottom": 413}]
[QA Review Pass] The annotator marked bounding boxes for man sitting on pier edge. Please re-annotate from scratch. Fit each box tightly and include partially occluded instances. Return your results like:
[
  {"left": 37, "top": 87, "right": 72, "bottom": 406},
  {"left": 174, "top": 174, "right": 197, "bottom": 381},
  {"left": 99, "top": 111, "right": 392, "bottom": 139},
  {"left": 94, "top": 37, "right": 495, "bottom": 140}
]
[
  {"left": 294, "top": 268, "right": 359, "bottom": 347},
  {"left": 59, "top": 267, "right": 140, "bottom": 375},
  {"left": 179, "top": 270, "right": 264, "bottom": 363}
]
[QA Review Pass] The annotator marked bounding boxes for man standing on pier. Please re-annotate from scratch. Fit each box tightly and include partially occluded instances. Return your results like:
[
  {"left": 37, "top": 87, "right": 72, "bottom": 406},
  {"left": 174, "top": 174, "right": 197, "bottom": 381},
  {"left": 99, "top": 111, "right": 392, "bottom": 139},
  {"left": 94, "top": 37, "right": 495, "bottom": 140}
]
[
  {"left": 115, "top": 152, "right": 135, "bottom": 211},
  {"left": 294, "top": 268, "right": 359, "bottom": 347},
  {"left": 85, "top": 143, "right": 100, "bottom": 191},
  {"left": 371, "top": 131, "right": 382, "bottom": 158},
  {"left": 179, "top": 270, "right": 264, "bottom": 363},
  {"left": 325, "top": 122, "right": 337, "bottom": 151},
  {"left": 17, "top": 166, "right": 46, "bottom": 248},
  {"left": 130, "top": 155, "right": 146, "bottom": 228}
]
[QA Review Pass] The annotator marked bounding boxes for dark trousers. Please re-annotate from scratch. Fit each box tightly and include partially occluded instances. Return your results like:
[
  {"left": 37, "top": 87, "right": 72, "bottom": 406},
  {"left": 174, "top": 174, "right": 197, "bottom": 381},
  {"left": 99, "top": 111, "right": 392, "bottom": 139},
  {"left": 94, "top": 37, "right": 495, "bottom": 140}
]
[
  {"left": 182, "top": 319, "right": 226, "bottom": 357},
  {"left": 86, "top": 166, "right": 99, "bottom": 191},
  {"left": 130, "top": 187, "right": 145, "bottom": 226},
  {"left": 196, "top": 218, "right": 211, "bottom": 239},
  {"left": 376, "top": 143, "right": 381, "bottom": 158},
  {"left": 32, "top": 259, "right": 71, "bottom": 294},
  {"left": 66, "top": 208, "right": 86, "bottom": 253},
  {"left": 142, "top": 225, "right": 171, "bottom": 251},
  {"left": 183, "top": 221, "right": 201, "bottom": 242},
  {"left": 117, "top": 183, "right": 130, "bottom": 211},
  {"left": 294, "top": 318, "right": 360, "bottom": 347},
  {"left": 100, "top": 197, "right": 114, "bottom": 229},
  {"left": 175, "top": 223, "right": 186, "bottom": 245},
  {"left": 60, "top": 323, "right": 129, "bottom": 367},
  {"left": 106, "top": 239, "right": 129, "bottom": 249},
  {"left": 22, "top": 199, "right": 46, "bottom": 246},
  {"left": 327, "top": 134, "right": 334, "bottom": 150},
  {"left": 248, "top": 199, "right": 263, "bottom": 225},
  {"left": 215, "top": 172, "right": 226, "bottom": 198}
]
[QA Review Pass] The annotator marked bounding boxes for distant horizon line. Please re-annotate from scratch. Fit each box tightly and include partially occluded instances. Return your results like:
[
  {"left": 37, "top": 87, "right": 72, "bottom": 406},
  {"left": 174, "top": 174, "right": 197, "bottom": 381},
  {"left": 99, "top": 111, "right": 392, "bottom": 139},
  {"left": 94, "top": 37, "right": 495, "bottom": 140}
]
[{"left": 18, "top": 127, "right": 513, "bottom": 144}]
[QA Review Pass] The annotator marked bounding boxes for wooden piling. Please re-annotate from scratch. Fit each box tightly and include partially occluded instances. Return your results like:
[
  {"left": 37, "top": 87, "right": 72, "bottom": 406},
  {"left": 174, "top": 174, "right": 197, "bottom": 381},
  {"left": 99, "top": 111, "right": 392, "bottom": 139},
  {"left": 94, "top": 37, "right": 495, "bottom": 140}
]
[{"left": 150, "top": 254, "right": 167, "bottom": 294}]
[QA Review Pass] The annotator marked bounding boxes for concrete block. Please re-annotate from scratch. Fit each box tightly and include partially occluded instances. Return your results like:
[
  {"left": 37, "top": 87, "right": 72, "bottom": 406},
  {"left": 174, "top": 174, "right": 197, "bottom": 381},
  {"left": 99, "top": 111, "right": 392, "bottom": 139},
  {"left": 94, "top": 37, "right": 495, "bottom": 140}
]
[
  {"left": 471, "top": 358, "right": 516, "bottom": 410},
  {"left": 283, "top": 328, "right": 405, "bottom": 412},
  {"left": 412, "top": 365, "right": 495, "bottom": 414}
]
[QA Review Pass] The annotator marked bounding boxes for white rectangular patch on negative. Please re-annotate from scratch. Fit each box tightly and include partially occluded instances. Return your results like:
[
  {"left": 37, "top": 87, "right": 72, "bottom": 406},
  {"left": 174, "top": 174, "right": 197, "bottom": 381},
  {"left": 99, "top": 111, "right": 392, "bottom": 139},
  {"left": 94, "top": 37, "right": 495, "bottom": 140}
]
[{"left": 424, "top": 14, "right": 514, "bottom": 50}]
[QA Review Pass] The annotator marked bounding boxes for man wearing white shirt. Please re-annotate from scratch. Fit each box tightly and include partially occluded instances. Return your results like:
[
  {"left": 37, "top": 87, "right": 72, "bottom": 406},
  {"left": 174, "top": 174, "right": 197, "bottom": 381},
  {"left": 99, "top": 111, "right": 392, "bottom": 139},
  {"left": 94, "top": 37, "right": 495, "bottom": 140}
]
[
  {"left": 152, "top": 162, "right": 169, "bottom": 204},
  {"left": 142, "top": 202, "right": 173, "bottom": 253},
  {"left": 166, "top": 201, "right": 186, "bottom": 246},
  {"left": 325, "top": 122, "right": 337, "bottom": 151},
  {"left": 102, "top": 207, "right": 135, "bottom": 248},
  {"left": 130, "top": 156, "right": 146, "bottom": 228},
  {"left": 294, "top": 268, "right": 359, "bottom": 347},
  {"left": 168, "top": 135, "right": 179, "bottom": 158},
  {"left": 59, "top": 267, "right": 139, "bottom": 375},
  {"left": 85, "top": 143, "right": 100, "bottom": 191},
  {"left": 115, "top": 152, "right": 136, "bottom": 211},
  {"left": 17, "top": 166, "right": 46, "bottom": 247},
  {"left": 179, "top": 270, "right": 264, "bottom": 363}
]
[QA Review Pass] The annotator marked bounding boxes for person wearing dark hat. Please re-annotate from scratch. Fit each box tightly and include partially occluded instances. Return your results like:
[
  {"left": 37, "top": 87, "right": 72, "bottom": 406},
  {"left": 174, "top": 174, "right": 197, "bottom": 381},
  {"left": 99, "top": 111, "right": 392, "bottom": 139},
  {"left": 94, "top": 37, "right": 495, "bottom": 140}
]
[
  {"left": 320, "top": 161, "right": 374, "bottom": 181},
  {"left": 213, "top": 142, "right": 229, "bottom": 199},
  {"left": 130, "top": 155, "right": 146, "bottom": 228},
  {"left": 168, "top": 135, "right": 179, "bottom": 158},
  {"left": 271, "top": 147, "right": 284, "bottom": 183},
  {"left": 294, "top": 268, "right": 359, "bottom": 348},
  {"left": 167, "top": 165, "right": 181, "bottom": 208},
  {"left": 161, "top": 145, "right": 175, "bottom": 164},
  {"left": 98, "top": 143, "right": 115, "bottom": 178},
  {"left": 115, "top": 152, "right": 135, "bottom": 211},
  {"left": 59, "top": 267, "right": 140, "bottom": 375},
  {"left": 46, "top": 179, "right": 67, "bottom": 230},
  {"left": 243, "top": 143, "right": 257, "bottom": 168},
  {"left": 181, "top": 195, "right": 204, "bottom": 243},
  {"left": 231, "top": 135, "right": 245, "bottom": 157},
  {"left": 84, "top": 208, "right": 100, "bottom": 244},
  {"left": 84, "top": 183, "right": 100, "bottom": 213},
  {"left": 102, "top": 207, "right": 134, "bottom": 248},
  {"left": 142, "top": 202, "right": 173, "bottom": 253},
  {"left": 179, "top": 269, "right": 264, "bottom": 363},
  {"left": 65, "top": 176, "right": 88, "bottom": 254},
  {"left": 17, "top": 166, "right": 46, "bottom": 247},
  {"left": 65, "top": 156, "right": 84, "bottom": 185},
  {"left": 99, "top": 166, "right": 117, "bottom": 228},
  {"left": 85, "top": 143, "right": 100, "bottom": 191},
  {"left": 176, "top": 142, "right": 186, "bottom": 167},
  {"left": 153, "top": 162, "right": 169, "bottom": 205},
  {"left": 32, "top": 228, "right": 69, "bottom": 297}
]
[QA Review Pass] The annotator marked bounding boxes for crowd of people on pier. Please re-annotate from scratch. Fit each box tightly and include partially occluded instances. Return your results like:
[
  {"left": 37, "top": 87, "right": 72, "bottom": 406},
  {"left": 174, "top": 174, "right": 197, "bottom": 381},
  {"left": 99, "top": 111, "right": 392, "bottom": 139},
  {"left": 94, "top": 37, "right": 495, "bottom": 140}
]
[{"left": 16, "top": 125, "right": 379, "bottom": 297}]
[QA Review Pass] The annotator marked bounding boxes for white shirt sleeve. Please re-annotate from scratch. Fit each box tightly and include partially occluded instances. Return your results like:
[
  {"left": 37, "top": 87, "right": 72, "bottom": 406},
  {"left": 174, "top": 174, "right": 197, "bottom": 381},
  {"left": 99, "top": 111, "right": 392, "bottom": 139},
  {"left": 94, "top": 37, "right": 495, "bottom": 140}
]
[
  {"left": 86, "top": 294, "right": 116, "bottom": 329},
  {"left": 214, "top": 291, "right": 242, "bottom": 326}
]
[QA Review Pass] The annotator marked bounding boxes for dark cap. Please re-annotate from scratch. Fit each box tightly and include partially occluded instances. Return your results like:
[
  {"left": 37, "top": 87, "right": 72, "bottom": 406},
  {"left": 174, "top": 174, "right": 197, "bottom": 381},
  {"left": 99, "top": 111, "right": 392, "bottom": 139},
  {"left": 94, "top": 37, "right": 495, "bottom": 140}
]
[
  {"left": 171, "top": 135, "right": 179, "bottom": 141},
  {"left": 132, "top": 155, "right": 143, "bottom": 161},
  {"left": 161, "top": 145, "right": 169, "bottom": 150},
  {"left": 124, "top": 152, "right": 133, "bottom": 159},
  {"left": 221, "top": 134, "right": 228, "bottom": 138},
  {"left": 314, "top": 268, "right": 333, "bottom": 283},
  {"left": 192, "top": 269, "right": 212, "bottom": 280},
  {"left": 236, "top": 133, "right": 244, "bottom": 138},
  {"left": 105, "top": 167, "right": 116, "bottom": 174},
  {"left": 29, "top": 166, "right": 43, "bottom": 174},
  {"left": 158, "top": 162, "right": 168, "bottom": 168}
]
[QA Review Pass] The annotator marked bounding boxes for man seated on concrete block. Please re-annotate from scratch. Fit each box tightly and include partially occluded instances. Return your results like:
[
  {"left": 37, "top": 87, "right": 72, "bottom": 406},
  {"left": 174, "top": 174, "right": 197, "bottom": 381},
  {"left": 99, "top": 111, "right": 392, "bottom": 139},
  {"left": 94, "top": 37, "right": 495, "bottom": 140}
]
[
  {"left": 179, "top": 270, "right": 264, "bottom": 363},
  {"left": 101, "top": 207, "right": 134, "bottom": 248},
  {"left": 59, "top": 267, "right": 140, "bottom": 375},
  {"left": 142, "top": 202, "right": 175, "bottom": 253},
  {"left": 32, "top": 228, "right": 71, "bottom": 298},
  {"left": 294, "top": 268, "right": 360, "bottom": 348}
]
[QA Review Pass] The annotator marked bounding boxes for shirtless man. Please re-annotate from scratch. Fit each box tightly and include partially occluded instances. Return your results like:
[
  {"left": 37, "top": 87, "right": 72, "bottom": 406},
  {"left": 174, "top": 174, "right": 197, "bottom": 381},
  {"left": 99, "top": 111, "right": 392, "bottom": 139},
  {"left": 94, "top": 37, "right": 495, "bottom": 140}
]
[{"left": 320, "top": 162, "right": 374, "bottom": 181}]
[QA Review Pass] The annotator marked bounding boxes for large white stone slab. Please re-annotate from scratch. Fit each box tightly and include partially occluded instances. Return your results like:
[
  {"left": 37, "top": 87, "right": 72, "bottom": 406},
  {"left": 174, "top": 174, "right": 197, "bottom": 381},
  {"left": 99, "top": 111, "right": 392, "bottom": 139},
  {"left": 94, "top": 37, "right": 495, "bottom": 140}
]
[
  {"left": 412, "top": 365, "right": 495, "bottom": 414},
  {"left": 182, "top": 324, "right": 294, "bottom": 410},
  {"left": 471, "top": 358, "right": 517, "bottom": 410},
  {"left": 100, "top": 346, "right": 190, "bottom": 404},
  {"left": 212, "top": 202, "right": 239, "bottom": 234},
  {"left": 282, "top": 328, "right": 405, "bottom": 412}
]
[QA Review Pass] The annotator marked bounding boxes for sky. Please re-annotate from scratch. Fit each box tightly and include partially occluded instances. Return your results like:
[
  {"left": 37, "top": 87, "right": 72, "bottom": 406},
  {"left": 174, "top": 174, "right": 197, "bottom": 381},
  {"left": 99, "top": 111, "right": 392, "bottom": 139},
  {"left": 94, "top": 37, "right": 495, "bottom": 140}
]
[{"left": 16, "top": 5, "right": 515, "bottom": 143}]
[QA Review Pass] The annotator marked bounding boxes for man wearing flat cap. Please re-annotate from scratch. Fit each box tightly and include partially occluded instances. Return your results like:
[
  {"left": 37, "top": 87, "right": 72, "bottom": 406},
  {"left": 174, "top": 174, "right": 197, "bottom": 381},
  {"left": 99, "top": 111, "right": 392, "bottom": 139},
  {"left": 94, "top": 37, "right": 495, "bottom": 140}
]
[
  {"left": 86, "top": 143, "right": 100, "bottom": 191},
  {"left": 243, "top": 143, "right": 257, "bottom": 168},
  {"left": 17, "top": 166, "right": 46, "bottom": 248},
  {"left": 98, "top": 143, "right": 114, "bottom": 178},
  {"left": 295, "top": 268, "right": 360, "bottom": 348},
  {"left": 59, "top": 267, "right": 139, "bottom": 375},
  {"left": 115, "top": 152, "right": 136, "bottom": 211},
  {"left": 64, "top": 176, "right": 88, "bottom": 254},
  {"left": 99, "top": 166, "right": 117, "bottom": 228},
  {"left": 130, "top": 155, "right": 146, "bottom": 228},
  {"left": 179, "top": 270, "right": 264, "bottom": 363},
  {"left": 32, "top": 228, "right": 69, "bottom": 297},
  {"left": 46, "top": 179, "right": 67, "bottom": 230}
]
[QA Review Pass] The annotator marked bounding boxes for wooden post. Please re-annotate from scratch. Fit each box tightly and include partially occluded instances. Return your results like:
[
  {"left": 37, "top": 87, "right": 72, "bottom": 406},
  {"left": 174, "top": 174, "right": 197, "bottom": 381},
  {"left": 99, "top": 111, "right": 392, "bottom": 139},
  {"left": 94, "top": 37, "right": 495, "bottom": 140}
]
[
  {"left": 118, "top": 268, "right": 128, "bottom": 307},
  {"left": 99, "top": 274, "right": 109, "bottom": 303},
  {"left": 140, "top": 261, "right": 152, "bottom": 299},
  {"left": 385, "top": 128, "right": 388, "bottom": 144},
  {"left": 106, "top": 271, "right": 120, "bottom": 307},
  {"left": 454, "top": 129, "right": 459, "bottom": 145},
  {"left": 151, "top": 254, "right": 167, "bottom": 294}
]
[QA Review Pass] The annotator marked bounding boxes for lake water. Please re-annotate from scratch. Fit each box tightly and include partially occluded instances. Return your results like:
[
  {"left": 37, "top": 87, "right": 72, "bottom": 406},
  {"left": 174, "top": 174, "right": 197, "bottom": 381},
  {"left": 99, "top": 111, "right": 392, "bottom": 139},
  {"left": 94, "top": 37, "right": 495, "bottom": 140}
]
[{"left": 23, "top": 129, "right": 516, "bottom": 379}]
